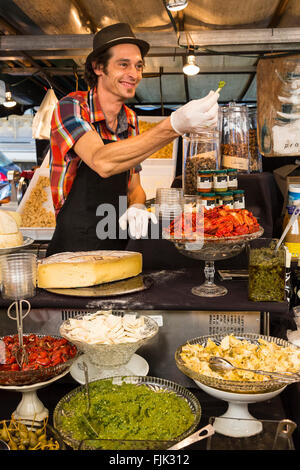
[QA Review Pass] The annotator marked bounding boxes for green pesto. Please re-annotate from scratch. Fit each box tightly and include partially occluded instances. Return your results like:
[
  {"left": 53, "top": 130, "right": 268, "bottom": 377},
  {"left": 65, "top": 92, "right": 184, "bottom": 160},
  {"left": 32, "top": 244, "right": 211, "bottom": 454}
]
[
  {"left": 59, "top": 381, "right": 195, "bottom": 446},
  {"left": 248, "top": 245, "right": 285, "bottom": 302}
]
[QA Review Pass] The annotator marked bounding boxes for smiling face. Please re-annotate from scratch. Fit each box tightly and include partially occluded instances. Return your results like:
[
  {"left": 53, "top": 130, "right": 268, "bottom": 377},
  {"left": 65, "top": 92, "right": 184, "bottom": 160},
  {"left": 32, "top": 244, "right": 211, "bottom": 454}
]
[{"left": 93, "top": 43, "right": 144, "bottom": 101}]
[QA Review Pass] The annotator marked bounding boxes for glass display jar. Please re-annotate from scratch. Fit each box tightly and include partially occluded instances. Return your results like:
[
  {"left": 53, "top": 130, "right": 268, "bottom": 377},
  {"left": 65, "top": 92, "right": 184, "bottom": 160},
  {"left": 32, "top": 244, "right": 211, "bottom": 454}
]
[
  {"left": 248, "top": 238, "right": 286, "bottom": 302},
  {"left": 248, "top": 107, "right": 262, "bottom": 173},
  {"left": 221, "top": 103, "right": 250, "bottom": 173},
  {"left": 183, "top": 130, "right": 220, "bottom": 195}
]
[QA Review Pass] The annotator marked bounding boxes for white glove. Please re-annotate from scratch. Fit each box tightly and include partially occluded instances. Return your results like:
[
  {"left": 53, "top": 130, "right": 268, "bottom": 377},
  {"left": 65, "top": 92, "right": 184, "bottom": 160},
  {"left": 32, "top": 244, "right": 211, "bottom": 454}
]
[
  {"left": 119, "top": 204, "right": 157, "bottom": 239},
  {"left": 170, "top": 90, "right": 219, "bottom": 135}
]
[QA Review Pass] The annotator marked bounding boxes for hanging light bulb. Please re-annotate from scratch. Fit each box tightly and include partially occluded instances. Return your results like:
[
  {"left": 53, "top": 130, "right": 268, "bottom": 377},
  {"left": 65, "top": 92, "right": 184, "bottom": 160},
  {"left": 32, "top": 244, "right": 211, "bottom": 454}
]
[
  {"left": 3, "top": 90, "right": 16, "bottom": 108},
  {"left": 166, "top": 0, "right": 188, "bottom": 11},
  {"left": 183, "top": 54, "right": 200, "bottom": 76}
]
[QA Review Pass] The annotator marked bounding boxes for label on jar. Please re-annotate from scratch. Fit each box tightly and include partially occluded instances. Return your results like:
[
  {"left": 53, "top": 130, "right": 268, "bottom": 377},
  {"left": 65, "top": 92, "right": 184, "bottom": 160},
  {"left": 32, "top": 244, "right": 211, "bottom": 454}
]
[
  {"left": 213, "top": 175, "right": 227, "bottom": 189},
  {"left": 224, "top": 201, "right": 234, "bottom": 209},
  {"left": 228, "top": 175, "right": 238, "bottom": 189},
  {"left": 223, "top": 156, "right": 249, "bottom": 171},
  {"left": 201, "top": 199, "right": 215, "bottom": 208},
  {"left": 197, "top": 175, "right": 212, "bottom": 190},
  {"left": 233, "top": 200, "right": 245, "bottom": 209}
]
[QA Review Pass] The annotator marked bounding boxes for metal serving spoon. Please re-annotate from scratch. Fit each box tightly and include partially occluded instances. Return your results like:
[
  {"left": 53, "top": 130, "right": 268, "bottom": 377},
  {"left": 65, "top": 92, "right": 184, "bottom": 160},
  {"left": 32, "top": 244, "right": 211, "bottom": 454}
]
[
  {"left": 209, "top": 356, "right": 300, "bottom": 383},
  {"left": 168, "top": 425, "right": 214, "bottom": 450}
]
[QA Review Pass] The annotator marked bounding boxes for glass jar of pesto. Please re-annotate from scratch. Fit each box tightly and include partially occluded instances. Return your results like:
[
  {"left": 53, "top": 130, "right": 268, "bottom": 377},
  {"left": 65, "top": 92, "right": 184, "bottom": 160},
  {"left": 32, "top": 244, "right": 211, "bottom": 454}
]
[{"left": 248, "top": 238, "right": 286, "bottom": 302}]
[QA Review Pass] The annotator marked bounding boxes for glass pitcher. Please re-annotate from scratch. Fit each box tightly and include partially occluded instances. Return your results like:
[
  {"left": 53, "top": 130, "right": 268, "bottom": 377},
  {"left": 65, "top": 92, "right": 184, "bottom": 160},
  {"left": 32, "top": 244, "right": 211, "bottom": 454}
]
[{"left": 221, "top": 103, "right": 250, "bottom": 173}]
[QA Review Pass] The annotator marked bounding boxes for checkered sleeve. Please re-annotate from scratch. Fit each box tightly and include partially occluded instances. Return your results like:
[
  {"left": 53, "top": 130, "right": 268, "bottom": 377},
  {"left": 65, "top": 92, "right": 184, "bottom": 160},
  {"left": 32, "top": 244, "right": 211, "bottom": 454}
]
[{"left": 50, "top": 95, "right": 93, "bottom": 161}]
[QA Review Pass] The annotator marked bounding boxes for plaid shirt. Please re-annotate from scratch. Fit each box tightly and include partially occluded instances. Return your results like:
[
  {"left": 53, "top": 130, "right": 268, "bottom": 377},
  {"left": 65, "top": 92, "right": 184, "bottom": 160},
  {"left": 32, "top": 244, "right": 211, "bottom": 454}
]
[{"left": 50, "top": 87, "right": 141, "bottom": 215}]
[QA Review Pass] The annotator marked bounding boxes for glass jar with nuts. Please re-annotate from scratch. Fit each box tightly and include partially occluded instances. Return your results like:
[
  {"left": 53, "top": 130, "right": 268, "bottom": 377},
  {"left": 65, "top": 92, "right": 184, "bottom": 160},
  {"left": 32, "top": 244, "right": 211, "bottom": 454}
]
[{"left": 182, "top": 130, "right": 220, "bottom": 195}]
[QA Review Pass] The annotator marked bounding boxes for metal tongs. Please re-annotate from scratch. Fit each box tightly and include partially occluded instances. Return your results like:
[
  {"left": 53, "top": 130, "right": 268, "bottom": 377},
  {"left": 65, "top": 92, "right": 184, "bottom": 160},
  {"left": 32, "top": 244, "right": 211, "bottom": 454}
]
[
  {"left": 7, "top": 300, "right": 31, "bottom": 366},
  {"left": 77, "top": 361, "right": 99, "bottom": 437},
  {"left": 209, "top": 356, "right": 300, "bottom": 384}
]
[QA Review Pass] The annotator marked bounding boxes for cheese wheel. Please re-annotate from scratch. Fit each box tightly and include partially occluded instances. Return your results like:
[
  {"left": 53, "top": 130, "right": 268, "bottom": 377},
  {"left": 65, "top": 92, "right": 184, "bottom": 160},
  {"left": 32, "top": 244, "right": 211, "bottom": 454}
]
[
  {"left": 0, "top": 231, "right": 23, "bottom": 248},
  {"left": 6, "top": 211, "right": 22, "bottom": 227},
  {"left": 0, "top": 210, "right": 19, "bottom": 234},
  {"left": 37, "top": 251, "right": 143, "bottom": 288}
]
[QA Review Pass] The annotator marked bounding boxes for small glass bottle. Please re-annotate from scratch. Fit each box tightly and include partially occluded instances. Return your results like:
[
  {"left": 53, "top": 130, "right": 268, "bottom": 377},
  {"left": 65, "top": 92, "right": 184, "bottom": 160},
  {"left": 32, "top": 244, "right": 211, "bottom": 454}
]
[
  {"left": 233, "top": 189, "right": 245, "bottom": 209},
  {"left": 248, "top": 107, "right": 262, "bottom": 173},
  {"left": 197, "top": 170, "right": 213, "bottom": 193},
  {"left": 213, "top": 170, "right": 228, "bottom": 192}
]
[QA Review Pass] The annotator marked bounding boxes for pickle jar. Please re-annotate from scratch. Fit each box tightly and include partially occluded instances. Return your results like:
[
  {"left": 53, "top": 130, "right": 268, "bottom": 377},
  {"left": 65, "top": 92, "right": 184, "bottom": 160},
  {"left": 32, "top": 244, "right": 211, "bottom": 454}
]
[
  {"left": 227, "top": 168, "right": 238, "bottom": 190},
  {"left": 197, "top": 170, "right": 213, "bottom": 193},
  {"left": 213, "top": 169, "right": 228, "bottom": 192},
  {"left": 233, "top": 189, "right": 245, "bottom": 209},
  {"left": 182, "top": 130, "right": 220, "bottom": 195},
  {"left": 219, "top": 191, "right": 234, "bottom": 208},
  {"left": 221, "top": 103, "right": 250, "bottom": 173},
  {"left": 248, "top": 238, "right": 286, "bottom": 302},
  {"left": 198, "top": 192, "right": 216, "bottom": 209}
]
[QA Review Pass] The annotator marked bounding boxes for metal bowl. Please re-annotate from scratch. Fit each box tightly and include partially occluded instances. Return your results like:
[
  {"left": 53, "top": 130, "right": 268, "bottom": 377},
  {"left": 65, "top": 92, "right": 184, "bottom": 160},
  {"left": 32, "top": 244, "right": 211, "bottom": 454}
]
[
  {"left": 53, "top": 375, "right": 201, "bottom": 450},
  {"left": 175, "top": 333, "right": 300, "bottom": 394}
]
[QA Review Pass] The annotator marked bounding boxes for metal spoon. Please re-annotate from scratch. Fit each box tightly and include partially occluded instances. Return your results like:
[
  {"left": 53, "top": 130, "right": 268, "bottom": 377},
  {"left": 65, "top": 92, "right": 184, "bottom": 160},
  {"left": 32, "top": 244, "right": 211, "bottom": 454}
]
[
  {"left": 209, "top": 356, "right": 300, "bottom": 383},
  {"left": 0, "top": 440, "right": 10, "bottom": 450},
  {"left": 275, "top": 205, "right": 300, "bottom": 252}
]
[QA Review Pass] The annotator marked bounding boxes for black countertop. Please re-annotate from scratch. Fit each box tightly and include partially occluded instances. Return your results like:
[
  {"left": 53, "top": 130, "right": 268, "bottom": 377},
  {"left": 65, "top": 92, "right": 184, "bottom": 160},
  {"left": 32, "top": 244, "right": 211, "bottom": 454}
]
[{"left": 0, "top": 268, "right": 290, "bottom": 314}]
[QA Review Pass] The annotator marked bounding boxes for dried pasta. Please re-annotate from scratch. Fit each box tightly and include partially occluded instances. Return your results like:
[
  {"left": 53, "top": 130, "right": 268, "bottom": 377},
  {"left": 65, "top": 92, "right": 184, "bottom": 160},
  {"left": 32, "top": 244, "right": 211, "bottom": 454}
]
[{"left": 20, "top": 176, "right": 56, "bottom": 227}]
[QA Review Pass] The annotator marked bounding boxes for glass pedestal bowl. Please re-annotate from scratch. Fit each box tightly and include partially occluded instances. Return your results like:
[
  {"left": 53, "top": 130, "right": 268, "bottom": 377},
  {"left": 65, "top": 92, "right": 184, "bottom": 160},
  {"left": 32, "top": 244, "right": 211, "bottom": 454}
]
[
  {"left": 59, "top": 312, "right": 159, "bottom": 379},
  {"left": 175, "top": 333, "right": 300, "bottom": 437},
  {"left": 163, "top": 226, "right": 264, "bottom": 297}
]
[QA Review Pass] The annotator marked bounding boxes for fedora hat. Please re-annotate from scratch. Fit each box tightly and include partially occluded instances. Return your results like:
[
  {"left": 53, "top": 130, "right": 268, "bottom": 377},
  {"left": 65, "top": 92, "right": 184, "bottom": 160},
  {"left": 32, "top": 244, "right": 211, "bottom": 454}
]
[{"left": 86, "top": 23, "right": 150, "bottom": 64}]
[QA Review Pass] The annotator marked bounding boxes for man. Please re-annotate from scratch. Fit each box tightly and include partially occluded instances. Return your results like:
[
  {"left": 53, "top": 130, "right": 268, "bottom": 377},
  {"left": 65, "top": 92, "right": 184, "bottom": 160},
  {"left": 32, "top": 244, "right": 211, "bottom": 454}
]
[{"left": 47, "top": 23, "right": 219, "bottom": 255}]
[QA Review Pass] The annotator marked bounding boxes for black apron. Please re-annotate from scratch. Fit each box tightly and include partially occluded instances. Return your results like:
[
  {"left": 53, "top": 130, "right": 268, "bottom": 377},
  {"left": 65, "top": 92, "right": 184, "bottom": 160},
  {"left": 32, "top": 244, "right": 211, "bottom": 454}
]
[{"left": 47, "top": 134, "right": 129, "bottom": 256}]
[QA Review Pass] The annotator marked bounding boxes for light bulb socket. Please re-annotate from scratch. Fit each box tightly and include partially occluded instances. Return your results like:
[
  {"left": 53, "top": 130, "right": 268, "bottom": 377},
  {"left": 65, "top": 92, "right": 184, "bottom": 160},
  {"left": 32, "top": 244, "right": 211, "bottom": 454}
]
[{"left": 183, "top": 54, "right": 200, "bottom": 76}]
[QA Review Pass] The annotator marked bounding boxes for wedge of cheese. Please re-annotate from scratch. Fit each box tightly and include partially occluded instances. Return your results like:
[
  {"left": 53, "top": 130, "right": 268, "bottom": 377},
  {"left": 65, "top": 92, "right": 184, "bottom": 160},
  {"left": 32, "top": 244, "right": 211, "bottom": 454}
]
[{"left": 37, "top": 251, "right": 143, "bottom": 288}]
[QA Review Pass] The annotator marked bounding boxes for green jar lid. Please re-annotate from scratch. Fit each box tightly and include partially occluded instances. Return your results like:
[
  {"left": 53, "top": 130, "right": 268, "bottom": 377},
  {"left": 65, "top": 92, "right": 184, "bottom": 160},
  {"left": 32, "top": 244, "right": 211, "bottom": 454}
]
[
  {"left": 216, "top": 191, "right": 233, "bottom": 196},
  {"left": 232, "top": 189, "right": 245, "bottom": 194},
  {"left": 197, "top": 192, "right": 216, "bottom": 197},
  {"left": 197, "top": 169, "right": 214, "bottom": 174},
  {"left": 213, "top": 169, "right": 227, "bottom": 174},
  {"left": 226, "top": 168, "right": 237, "bottom": 173}
]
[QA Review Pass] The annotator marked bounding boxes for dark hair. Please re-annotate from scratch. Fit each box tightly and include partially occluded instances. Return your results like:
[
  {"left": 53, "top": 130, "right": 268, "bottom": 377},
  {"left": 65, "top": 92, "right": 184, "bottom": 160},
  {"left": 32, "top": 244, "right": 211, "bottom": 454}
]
[{"left": 84, "top": 48, "right": 113, "bottom": 88}]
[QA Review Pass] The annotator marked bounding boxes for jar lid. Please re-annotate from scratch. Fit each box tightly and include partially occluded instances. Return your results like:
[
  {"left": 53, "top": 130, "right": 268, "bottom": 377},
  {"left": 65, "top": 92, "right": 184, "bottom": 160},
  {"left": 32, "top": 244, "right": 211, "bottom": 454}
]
[
  {"left": 197, "top": 192, "right": 216, "bottom": 197},
  {"left": 197, "top": 169, "right": 214, "bottom": 174},
  {"left": 217, "top": 191, "right": 233, "bottom": 196},
  {"left": 232, "top": 189, "right": 244, "bottom": 194},
  {"left": 226, "top": 168, "right": 237, "bottom": 173},
  {"left": 213, "top": 169, "right": 227, "bottom": 174}
]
